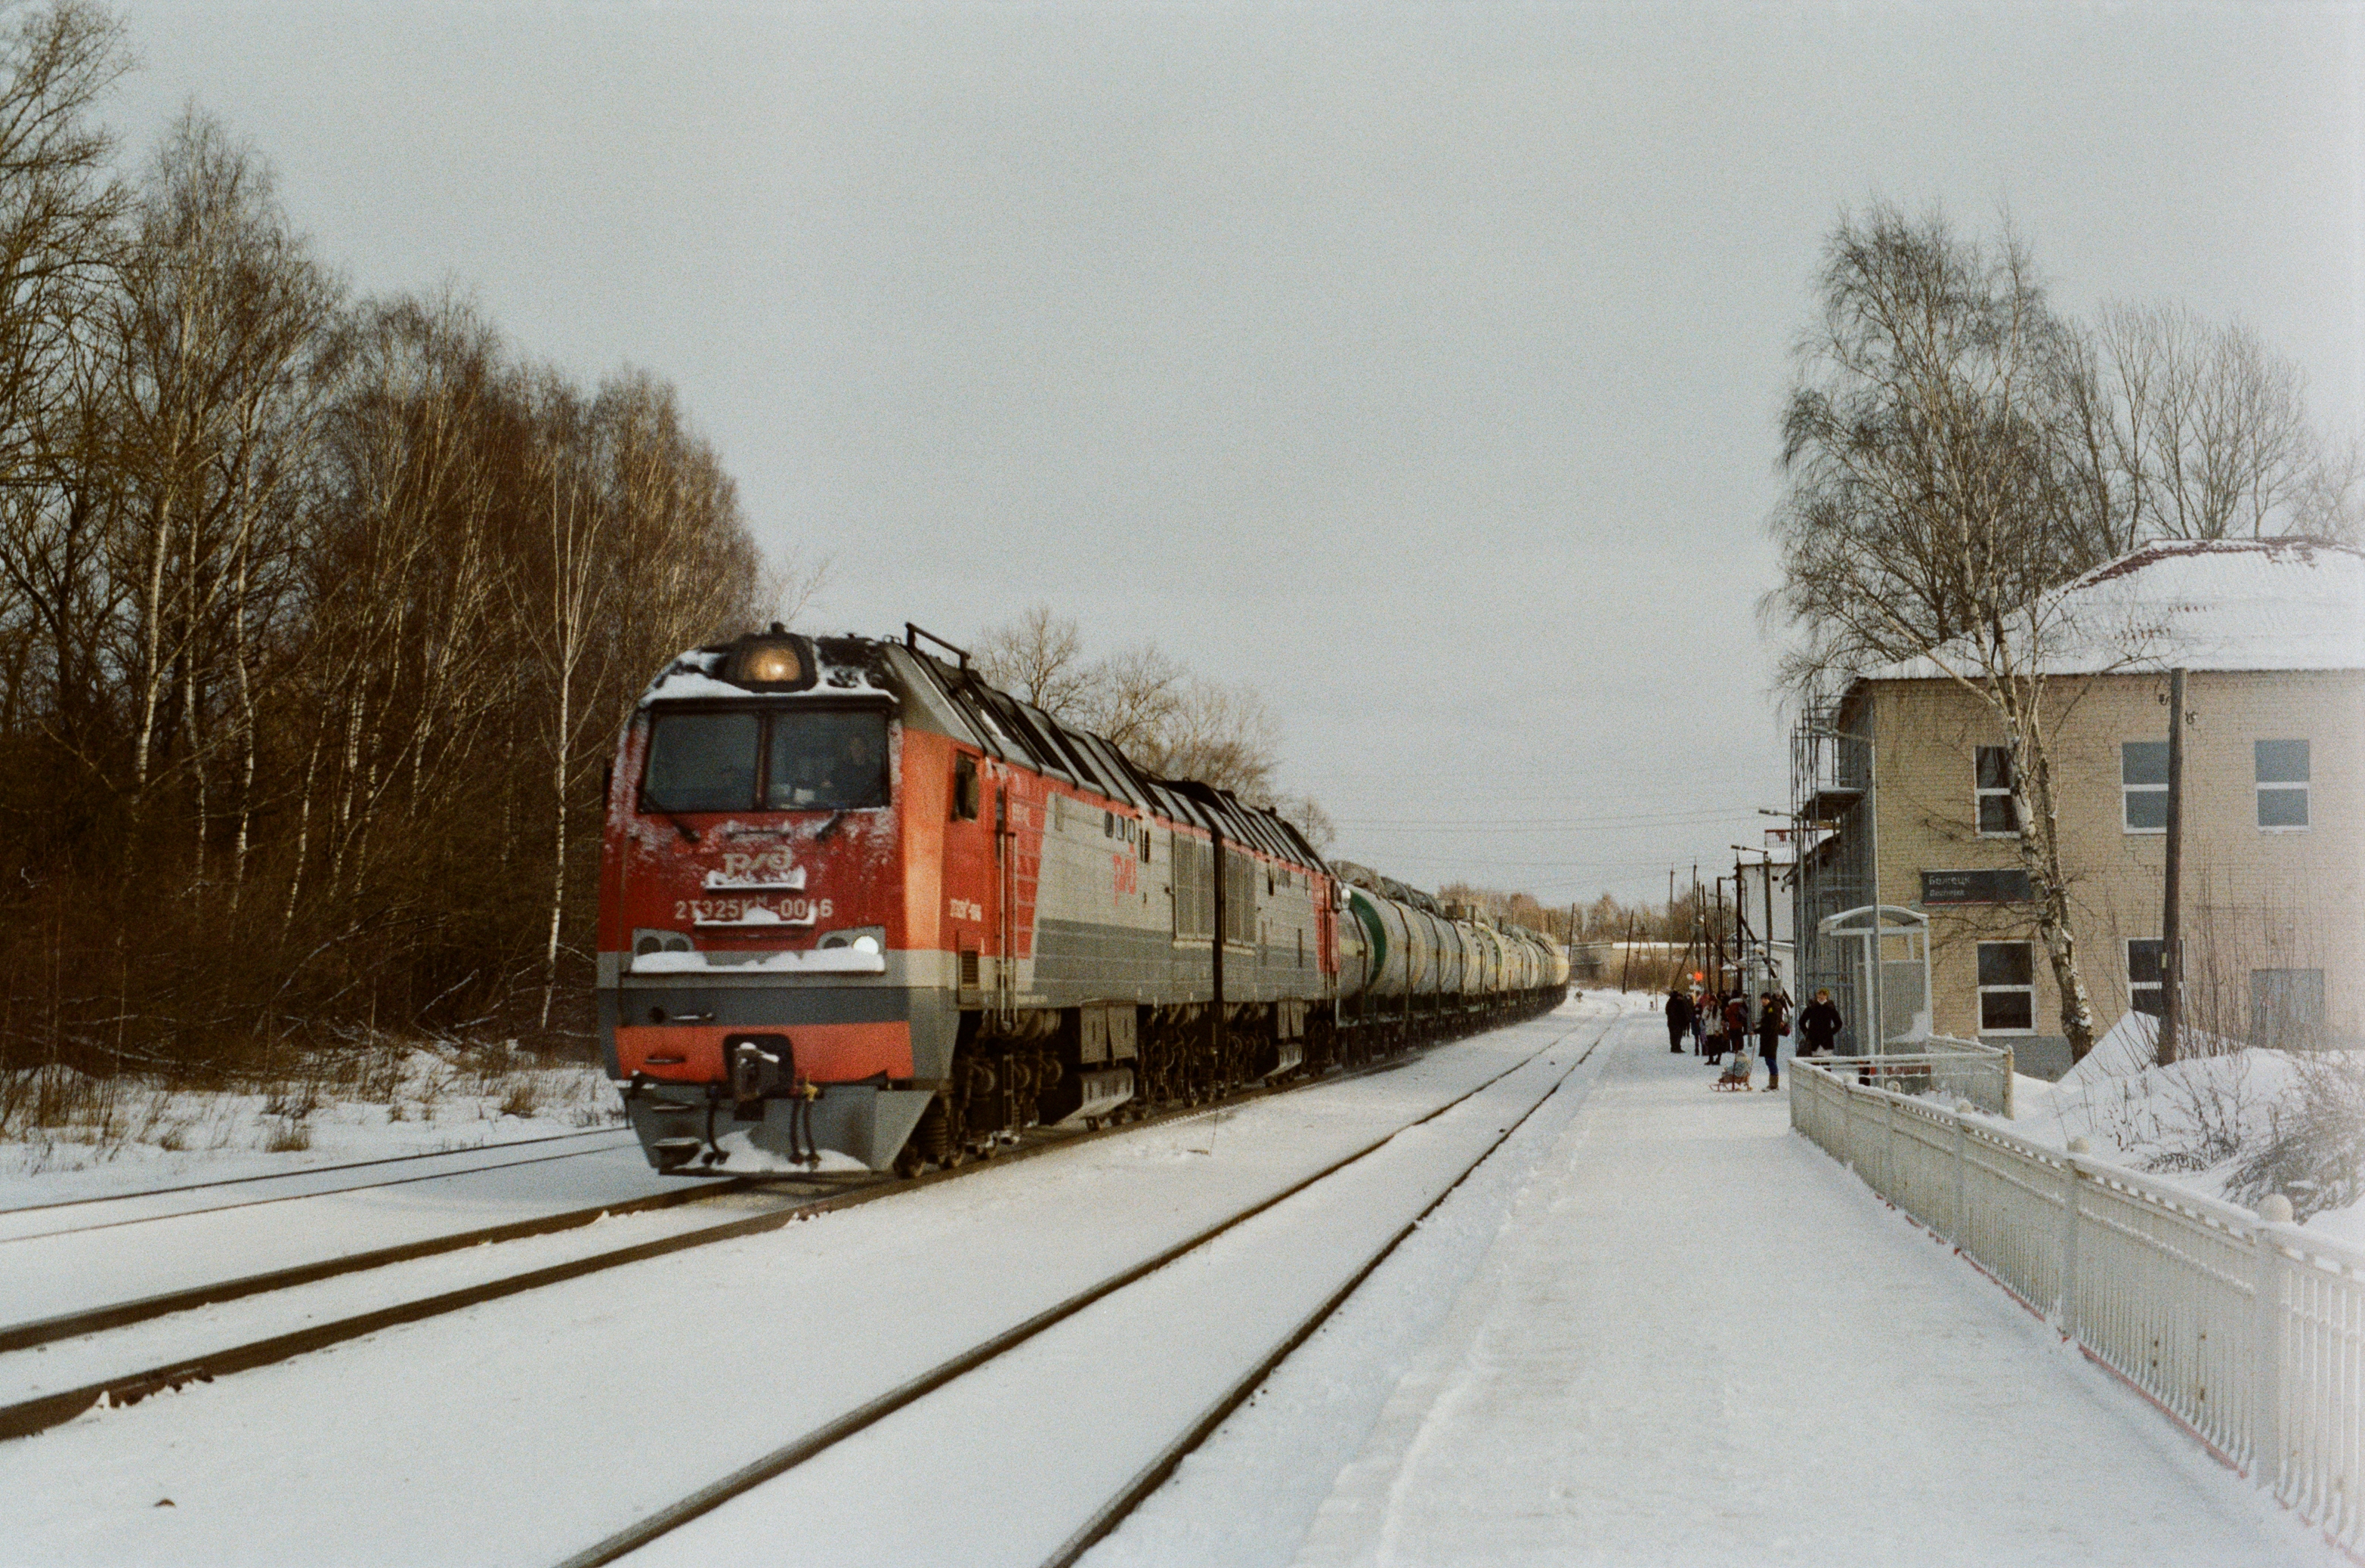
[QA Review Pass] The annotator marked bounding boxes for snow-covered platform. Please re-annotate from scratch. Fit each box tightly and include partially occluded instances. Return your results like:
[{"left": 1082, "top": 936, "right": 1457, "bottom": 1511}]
[{"left": 1112, "top": 999, "right": 2335, "bottom": 1567}]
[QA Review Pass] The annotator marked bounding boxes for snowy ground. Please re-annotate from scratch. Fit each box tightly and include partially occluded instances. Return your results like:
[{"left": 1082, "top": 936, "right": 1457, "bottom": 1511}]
[
  {"left": 0, "top": 1010, "right": 1599, "bottom": 1565},
  {"left": 0, "top": 996, "right": 2335, "bottom": 1566},
  {"left": 0, "top": 1137, "right": 682, "bottom": 1333},
  {"left": 0, "top": 1045, "right": 623, "bottom": 1208},
  {"left": 1998, "top": 1012, "right": 2365, "bottom": 1250},
  {"left": 1094, "top": 999, "right": 2338, "bottom": 1568}
]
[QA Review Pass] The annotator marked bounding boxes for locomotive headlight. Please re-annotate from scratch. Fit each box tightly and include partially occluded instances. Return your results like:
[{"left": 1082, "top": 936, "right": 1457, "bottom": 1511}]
[
  {"left": 726, "top": 630, "right": 819, "bottom": 691},
  {"left": 737, "top": 642, "right": 802, "bottom": 685},
  {"left": 818, "top": 923, "right": 886, "bottom": 954}
]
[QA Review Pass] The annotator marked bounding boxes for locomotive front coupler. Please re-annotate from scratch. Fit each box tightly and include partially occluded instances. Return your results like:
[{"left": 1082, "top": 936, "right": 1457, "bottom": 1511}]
[{"left": 728, "top": 1034, "right": 799, "bottom": 1122}]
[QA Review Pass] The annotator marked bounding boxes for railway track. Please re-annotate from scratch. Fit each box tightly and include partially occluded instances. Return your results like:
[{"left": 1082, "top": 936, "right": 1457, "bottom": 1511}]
[
  {"left": 554, "top": 1007, "right": 1620, "bottom": 1568},
  {"left": 0, "top": 1002, "right": 1607, "bottom": 1566},
  {"left": 0, "top": 1125, "right": 634, "bottom": 1231},
  {"left": 0, "top": 1016, "right": 1534, "bottom": 1446},
  {"left": 0, "top": 1136, "right": 727, "bottom": 1356}
]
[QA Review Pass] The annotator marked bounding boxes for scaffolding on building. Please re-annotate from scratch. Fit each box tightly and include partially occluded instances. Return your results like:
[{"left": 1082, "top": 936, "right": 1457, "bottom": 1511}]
[{"left": 1789, "top": 705, "right": 1875, "bottom": 1053}]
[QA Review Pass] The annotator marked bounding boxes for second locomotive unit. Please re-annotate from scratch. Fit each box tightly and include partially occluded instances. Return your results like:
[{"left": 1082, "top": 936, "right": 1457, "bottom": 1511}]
[{"left": 598, "top": 624, "right": 1568, "bottom": 1174}]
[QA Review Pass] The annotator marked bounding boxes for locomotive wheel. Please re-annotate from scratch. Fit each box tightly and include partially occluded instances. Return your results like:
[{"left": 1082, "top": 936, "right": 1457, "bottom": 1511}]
[{"left": 917, "top": 1096, "right": 953, "bottom": 1163}]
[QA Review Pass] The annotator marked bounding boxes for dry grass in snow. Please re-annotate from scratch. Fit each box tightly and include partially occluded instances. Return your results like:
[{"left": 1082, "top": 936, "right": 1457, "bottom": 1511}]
[
  {"left": 0, "top": 1038, "right": 623, "bottom": 1205},
  {"left": 2003, "top": 1011, "right": 2365, "bottom": 1248}
]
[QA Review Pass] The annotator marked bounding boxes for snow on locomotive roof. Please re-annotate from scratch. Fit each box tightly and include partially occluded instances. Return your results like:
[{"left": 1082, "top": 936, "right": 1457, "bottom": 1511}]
[
  {"left": 640, "top": 628, "right": 1333, "bottom": 873},
  {"left": 639, "top": 642, "right": 888, "bottom": 705}
]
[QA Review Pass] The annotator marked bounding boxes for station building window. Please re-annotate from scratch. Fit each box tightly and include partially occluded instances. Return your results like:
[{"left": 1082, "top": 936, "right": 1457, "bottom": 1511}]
[
  {"left": 2256, "top": 740, "right": 2310, "bottom": 830},
  {"left": 2251, "top": 969, "right": 2326, "bottom": 1051},
  {"left": 1977, "top": 942, "right": 2036, "bottom": 1032},
  {"left": 1974, "top": 745, "right": 2016, "bottom": 836},
  {"left": 2126, "top": 939, "right": 2164, "bottom": 1018},
  {"left": 2122, "top": 741, "right": 2169, "bottom": 833}
]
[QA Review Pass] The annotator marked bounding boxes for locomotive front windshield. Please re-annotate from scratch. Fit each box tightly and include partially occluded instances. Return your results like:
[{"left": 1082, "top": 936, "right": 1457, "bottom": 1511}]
[{"left": 642, "top": 708, "right": 890, "bottom": 812}]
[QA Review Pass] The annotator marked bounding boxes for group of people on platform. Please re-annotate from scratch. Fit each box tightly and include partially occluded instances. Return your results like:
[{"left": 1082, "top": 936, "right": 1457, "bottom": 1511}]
[{"left": 1662, "top": 982, "right": 1844, "bottom": 1092}]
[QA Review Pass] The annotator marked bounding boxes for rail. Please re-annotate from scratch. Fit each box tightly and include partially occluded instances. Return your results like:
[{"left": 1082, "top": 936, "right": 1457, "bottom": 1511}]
[
  {"left": 1792, "top": 1057, "right": 2365, "bottom": 1551},
  {"left": 0, "top": 1021, "right": 1543, "bottom": 1448},
  {"left": 552, "top": 1013, "right": 1621, "bottom": 1568}
]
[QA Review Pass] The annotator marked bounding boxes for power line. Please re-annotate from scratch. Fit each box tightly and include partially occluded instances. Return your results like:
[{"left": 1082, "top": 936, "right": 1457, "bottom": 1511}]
[{"left": 1332, "top": 809, "right": 1758, "bottom": 830}]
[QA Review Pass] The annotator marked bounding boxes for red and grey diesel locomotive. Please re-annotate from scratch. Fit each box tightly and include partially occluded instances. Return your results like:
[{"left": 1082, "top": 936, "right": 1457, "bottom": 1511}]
[{"left": 598, "top": 625, "right": 1569, "bottom": 1175}]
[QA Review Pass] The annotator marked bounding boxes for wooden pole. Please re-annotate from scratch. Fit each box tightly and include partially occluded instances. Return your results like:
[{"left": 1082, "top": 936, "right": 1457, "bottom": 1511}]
[
  {"left": 1763, "top": 849, "right": 1778, "bottom": 999},
  {"left": 1620, "top": 912, "right": 1636, "bottom": 994},
  {"left": 1713, "top": 878, "right": 1726, "bottom": 997},
  {"left": 2160, "top": 667, "right": 2185, "bottom": 1066}
]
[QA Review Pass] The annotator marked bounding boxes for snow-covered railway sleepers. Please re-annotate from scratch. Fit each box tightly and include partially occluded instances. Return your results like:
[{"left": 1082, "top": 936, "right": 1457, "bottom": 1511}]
[
  {"left": 0, "top": 1139, "right": 733, "bottom": 1357},
  {"left": 554, "top": 1009, "right": 1616, "bottom": 1568},
  {"left": 0, "top": 1177, "right": 858, "bottom": 1443},
  {"left": 0, "top": 1042, "right": 1448, "bottom": 1444},
  {"left": 0, "top": 1008, "right": 1597, "bottom": 1564},
  {"left": 0, "top": 1127, "right": 633, "bottom": 1234},
  {"left": 600, "top": 624, "right": 1571, "bottom": 1180}
]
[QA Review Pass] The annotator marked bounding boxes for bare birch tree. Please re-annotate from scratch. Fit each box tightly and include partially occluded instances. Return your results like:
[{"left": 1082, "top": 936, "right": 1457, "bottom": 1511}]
[
  {"left": 1773, "top": 204, "right": 2105, "bottom": 1059},
  {"left": 972, "top": 601, "right": 1305, "bottom": 806},
  {"left": 2077, "top": 304, "right": 2360, "bottom": 547},
  {"left": 107, "top": 110, "right": 338, "bottom": 874},
  {"left": 974, "top": 601, "right": 1093, "bottom": 716},
  {"left": 0, "top": 1, "right": 124, "bottom": 776}
]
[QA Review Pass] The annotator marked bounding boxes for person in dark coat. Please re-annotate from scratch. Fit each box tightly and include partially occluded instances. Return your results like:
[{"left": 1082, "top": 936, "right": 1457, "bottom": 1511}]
[
  {"left": 1665, "top": 987, "right": 1694, "bottom": 1053},
  {"left": 1757, "top": 990, "right": 1790, "bottom": 1090},
  {"left": 1797, "top": 988, "right": 1843, "bottom": 1057}
]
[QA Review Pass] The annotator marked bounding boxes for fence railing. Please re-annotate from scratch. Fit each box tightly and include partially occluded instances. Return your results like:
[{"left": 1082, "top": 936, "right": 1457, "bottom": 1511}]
[
  {"left": 1792, "top": 1057, "right": 2365, "bottom": 1550},
  {"left": 1795, "top": 1035, "right": 2014, "bottom": 1118}
]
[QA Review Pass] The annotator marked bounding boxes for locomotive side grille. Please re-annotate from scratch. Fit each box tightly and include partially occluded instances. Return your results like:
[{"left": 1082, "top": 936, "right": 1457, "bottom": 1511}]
[
  {"left": 960, "top": 948, "right": 982, "bottom": 989},
  {"left": 1173, "top": 836, "right": 1213, "bottom": 939}
]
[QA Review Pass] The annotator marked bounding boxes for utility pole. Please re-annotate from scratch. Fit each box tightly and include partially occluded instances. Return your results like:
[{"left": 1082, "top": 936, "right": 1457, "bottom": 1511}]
[
  {"left": 1620, "top": 911, "right": 1636, "bottom": 994},
  {"left": 1740, "top": 861, "right": 1759, "bottom": 1016},
  {"left": 1762, "top": 847, "right": 1777, "bottom": 1000},
  {"left": 2160, "top": 667, "right": 2186, "bottom": 1066},
  {"left": 1714, "top": 878, "right": 1727, "bottom": 997},
  {"left": 1866, "top": 735, "right": 1884, "bottom": 1055}
]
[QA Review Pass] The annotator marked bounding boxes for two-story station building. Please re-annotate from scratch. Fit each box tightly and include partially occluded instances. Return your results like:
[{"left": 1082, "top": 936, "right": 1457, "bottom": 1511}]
[{"left": 1791, "top": 538, "right": 2363, "bottom": 1078}]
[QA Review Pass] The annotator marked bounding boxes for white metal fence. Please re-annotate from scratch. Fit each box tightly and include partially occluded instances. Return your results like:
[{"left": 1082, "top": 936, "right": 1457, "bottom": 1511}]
[
  {"left": 1801, "top": 1035, "right": 2014, "bottom": 1118},
  {"left": 1793, "top": 1057, "right": 2365, "bottom": 1549}
]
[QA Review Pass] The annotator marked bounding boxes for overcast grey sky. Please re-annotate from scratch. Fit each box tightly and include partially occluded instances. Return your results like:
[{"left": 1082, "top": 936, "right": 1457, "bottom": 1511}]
[{"left": 107, "top": 1, "right": 2361, "bottom": 906}]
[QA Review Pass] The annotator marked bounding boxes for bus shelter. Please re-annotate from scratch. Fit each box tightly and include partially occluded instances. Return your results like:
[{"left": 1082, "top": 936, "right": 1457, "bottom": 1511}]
[{"left": 1814, "top": 905, "right": 1930, "bottom": 1054}]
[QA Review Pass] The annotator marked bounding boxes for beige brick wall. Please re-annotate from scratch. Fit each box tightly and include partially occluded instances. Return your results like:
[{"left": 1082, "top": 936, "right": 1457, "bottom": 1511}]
[{"left": 1858, "top": 669, "right": 2364, "bottom": 1056}]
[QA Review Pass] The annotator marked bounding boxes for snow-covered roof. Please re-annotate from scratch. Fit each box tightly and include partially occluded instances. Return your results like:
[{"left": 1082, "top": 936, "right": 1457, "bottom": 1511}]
[
  {"left": 640, "top": 641, "right": 889, "bottom": 704},
  {"left": 1866, "top": 537, "right": 2365, "bottom": 682}
]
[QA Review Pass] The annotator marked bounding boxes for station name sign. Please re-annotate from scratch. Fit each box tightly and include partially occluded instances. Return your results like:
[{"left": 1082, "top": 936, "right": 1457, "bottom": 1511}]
[{"left": 1921, "top": 868, "right": 2034, "bottom": 905}]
